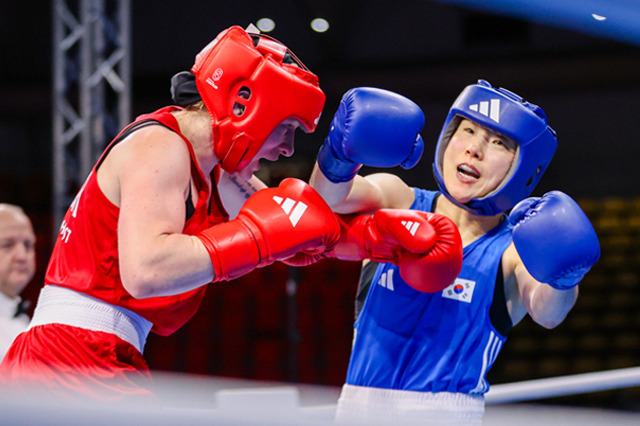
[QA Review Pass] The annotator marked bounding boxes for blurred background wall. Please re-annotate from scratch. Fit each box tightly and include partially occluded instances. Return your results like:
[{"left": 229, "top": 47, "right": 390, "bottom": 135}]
[{"left": 1, "top": 0, "right": 639, "bottom": 410}]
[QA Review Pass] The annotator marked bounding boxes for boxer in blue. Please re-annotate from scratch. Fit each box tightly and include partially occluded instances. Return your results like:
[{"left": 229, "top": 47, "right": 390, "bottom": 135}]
[{"left": 309, "top": 81, "right": 601, "bottom": 424}]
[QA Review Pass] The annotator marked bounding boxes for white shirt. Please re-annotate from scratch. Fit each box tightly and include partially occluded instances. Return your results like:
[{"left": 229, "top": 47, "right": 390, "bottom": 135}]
[{"left": 0, "top": 292, "right": 30, "bottom": 362}]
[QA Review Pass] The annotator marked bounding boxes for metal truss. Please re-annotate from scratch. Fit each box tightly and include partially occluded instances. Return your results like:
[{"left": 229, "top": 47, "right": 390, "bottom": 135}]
[{"left": 52, "top": 0, "right": 131, "bottom": 229}]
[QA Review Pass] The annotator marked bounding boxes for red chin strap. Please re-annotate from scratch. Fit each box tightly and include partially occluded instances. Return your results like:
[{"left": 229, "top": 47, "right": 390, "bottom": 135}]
[{"left": 219, "top": 132, "right": 253, "bottom": 173}]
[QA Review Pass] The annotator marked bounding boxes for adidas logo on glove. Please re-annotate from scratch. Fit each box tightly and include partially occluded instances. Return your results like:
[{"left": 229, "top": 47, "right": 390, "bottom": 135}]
[
  {"left": 272, "top": 196, "right": 308, "bottom": 227},
  {"left": 401, "top": 220, "right": 420, "bottom": 236}
]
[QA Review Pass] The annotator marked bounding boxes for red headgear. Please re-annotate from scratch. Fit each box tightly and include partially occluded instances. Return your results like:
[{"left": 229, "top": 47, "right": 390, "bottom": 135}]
[{"left": 191, "top": 26, "right": 326, "bottom": 174}]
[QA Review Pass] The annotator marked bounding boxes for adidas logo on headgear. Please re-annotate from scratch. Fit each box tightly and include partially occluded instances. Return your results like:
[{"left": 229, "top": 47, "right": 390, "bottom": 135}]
[
  {"left": 272, "top": 196, "right": 307, "bottom": 227},
  {"left": 468, "top": 99, "right": 500, "bottom": 123}
]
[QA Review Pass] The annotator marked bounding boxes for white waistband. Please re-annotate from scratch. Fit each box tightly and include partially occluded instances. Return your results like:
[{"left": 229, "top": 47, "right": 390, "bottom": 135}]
[
  {"left": 336, "top": 384, "right": 484, "bottom": 425},
  {"left": 28, "top": 285, "right": 153, "bottom": 354}
]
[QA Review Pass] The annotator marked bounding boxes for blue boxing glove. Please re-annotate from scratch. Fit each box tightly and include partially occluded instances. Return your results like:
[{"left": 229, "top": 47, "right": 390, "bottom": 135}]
[
  {"left": 317, "top": 87, "right": 425, "bottom": 183},
  {"left": 510, "top": 191, "right": 600, "bottom": 290}
]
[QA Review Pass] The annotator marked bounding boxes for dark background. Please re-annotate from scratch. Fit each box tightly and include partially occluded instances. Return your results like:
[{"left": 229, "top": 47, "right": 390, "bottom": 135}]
[{"left": 1, "top": 0, "right": 640, "bottom": 410}]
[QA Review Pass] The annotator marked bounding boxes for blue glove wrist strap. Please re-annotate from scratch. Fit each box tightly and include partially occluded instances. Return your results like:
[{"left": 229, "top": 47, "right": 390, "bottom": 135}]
[{"left": 317, "top": 141, "right": 361, "bottom": 183}]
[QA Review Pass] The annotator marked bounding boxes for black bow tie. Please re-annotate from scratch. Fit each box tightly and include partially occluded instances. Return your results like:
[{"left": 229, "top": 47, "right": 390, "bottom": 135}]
[{"left": 14, "top": 300, "right": 30, "bottom": 318}]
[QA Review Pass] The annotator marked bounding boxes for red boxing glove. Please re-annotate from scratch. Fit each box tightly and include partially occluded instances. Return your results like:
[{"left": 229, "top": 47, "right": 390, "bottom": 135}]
[
  {"left": 334, "top": 210, "right": 462, "bottom": 292},
  {"left": 397, "top": 213, "right": 463, "bottom": 293},
  {"left": 286, "top": 209, "right": 463, "bottom": 293},
  {"left": 197, "top": 178, "right": 341, "bottom": 282}
]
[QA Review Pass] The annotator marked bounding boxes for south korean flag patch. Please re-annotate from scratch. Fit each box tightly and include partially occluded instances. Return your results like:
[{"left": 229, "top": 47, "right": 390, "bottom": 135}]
[{"left": 442, "top": 278, "right": 476, "bottom": 303}]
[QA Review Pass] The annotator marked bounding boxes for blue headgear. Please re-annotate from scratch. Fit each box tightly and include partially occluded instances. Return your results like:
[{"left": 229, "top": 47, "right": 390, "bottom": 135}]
[{"left": 433, "top": 80, "right": 557, "bottom": 216}]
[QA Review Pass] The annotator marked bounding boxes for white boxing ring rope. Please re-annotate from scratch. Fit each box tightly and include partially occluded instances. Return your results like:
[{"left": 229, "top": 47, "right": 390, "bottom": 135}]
[
  {"left": 2, "top": 368, "right": 640, "bottom": 423},
  {"left": 485, "top": 366, "right": 640, "bottom": 404}
]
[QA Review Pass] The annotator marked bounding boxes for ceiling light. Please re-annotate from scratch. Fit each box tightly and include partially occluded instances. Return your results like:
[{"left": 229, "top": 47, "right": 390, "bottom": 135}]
[
  {"left": 257, "top": 18, "right": 276, "bottom": 32},
  {"left": 310, "top": 18, "right": 329, "bottom": 33}
]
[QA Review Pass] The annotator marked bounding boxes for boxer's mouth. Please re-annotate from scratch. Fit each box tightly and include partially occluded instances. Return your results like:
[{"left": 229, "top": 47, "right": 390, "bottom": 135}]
[{"left": 458, "top": 164, "right": 480, "bottom": 180}]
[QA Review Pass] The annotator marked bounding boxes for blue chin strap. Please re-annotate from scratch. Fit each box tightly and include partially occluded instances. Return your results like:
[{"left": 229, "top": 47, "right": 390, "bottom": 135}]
[{"left": 433, "top": 80, "right": 558, "bottom": 216}]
